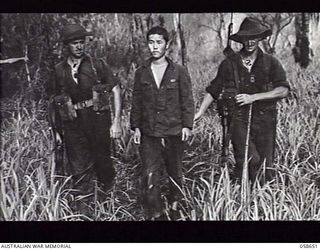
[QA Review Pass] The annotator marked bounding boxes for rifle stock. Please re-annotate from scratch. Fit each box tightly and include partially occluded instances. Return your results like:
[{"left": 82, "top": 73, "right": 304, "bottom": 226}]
[{"left": 48, "top": 97, "right": 65, "bottom": 175}]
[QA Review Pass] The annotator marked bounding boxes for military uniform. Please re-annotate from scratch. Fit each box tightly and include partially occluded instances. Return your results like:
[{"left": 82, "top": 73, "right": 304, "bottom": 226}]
[
  {"left": 207, "top": 47, "right": 289, "bottom": 182},
  {"left": 48, "top": 55, "right": 120, "bottom": 216}
]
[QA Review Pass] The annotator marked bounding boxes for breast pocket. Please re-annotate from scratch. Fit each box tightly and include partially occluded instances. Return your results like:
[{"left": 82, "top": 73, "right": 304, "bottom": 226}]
[
  {"left": 141, "top": 81, "right": 153, "bottom": 89},
  {"left": 141, "top": 81, "right": 154, "bottom": 103},
  {"left": 167, "top": 79, "right": 179, "bottom": 90}
]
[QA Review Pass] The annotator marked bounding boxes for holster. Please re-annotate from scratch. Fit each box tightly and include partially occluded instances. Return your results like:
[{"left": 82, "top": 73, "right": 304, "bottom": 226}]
[
  {"left": 92, "top": 84, "right": 110, "bottom": 111},
  {"left": 54, "top": 94, "right": 77, "bottom": 121}
]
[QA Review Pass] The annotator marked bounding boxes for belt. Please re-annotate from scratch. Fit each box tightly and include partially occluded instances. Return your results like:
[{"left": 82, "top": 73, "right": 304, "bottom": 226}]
[{"left": 74, "top": 99, "right": 93, "bottom": 110}]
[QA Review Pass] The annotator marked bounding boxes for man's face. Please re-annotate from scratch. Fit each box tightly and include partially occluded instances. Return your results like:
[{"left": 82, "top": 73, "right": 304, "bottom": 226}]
[
  {"left": 243, "top": 38, "right": 259, "bottom": 54},
  {"left": 147, "top": 34, "right": 168, "bottom": 59},
  {"left": 67, "top": 38, "right": 85, "bottom": 59}
]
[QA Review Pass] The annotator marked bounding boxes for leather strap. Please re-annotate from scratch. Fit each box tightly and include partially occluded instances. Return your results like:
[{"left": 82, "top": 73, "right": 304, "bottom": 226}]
[
  {"left": 231, "top": 60, "right": 240, "bottom": 94},
  {"left": 74, "top": 99, "right": 93, "bottom": 110}
]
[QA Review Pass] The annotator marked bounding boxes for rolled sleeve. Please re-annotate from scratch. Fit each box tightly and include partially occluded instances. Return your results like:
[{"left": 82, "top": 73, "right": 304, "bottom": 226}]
[
  {"left": 206, "top": 61, "right": 226, "bottom": 100},
  {"left": 270, "top": 57, "right": 290, "bottom": 90}
]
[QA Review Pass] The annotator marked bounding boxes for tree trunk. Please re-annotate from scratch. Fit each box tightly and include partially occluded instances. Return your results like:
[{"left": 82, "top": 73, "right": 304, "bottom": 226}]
[
  {"left": 293, "top": 13, "right": 311, "bottom": 68},
  {"left": 173, "top": 13, "right": 187, "bottom": 66}
]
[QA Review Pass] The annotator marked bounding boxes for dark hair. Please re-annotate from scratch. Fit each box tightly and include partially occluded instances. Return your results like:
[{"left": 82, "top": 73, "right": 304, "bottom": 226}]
[{"left": 146, "top": 26, "right": 169, "bottom": 43}]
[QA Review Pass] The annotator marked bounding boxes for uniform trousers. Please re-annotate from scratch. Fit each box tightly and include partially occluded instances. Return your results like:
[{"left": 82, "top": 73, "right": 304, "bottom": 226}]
[
  {"left": 231, "top": 108, "right": 277, "bottom": 185},
  {"left": 63, "top": 108, "right": 115, "bottom": 205}
]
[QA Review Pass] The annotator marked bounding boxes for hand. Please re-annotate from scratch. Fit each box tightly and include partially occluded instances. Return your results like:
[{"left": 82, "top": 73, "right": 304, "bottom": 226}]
[
  {"left": 235, "top": 93, "right": 255, "bottom": 106},
  {"left": 110, "top": 119, "right": 122, "bottom": 139},
  {"left": 133, "top": 128, "right": 141, "bottom": 144},
  {"left": 182, "top": 127, "right": 192, "bottom": 141},
  {"left": 194, "top": 111, "right": 203, "bottom": 121},
  {"left": 22, "top": 56, "right": 29, "bottom": 62},
  {"left": 55, "top": 132, "right": 62, "bottom": 144}
]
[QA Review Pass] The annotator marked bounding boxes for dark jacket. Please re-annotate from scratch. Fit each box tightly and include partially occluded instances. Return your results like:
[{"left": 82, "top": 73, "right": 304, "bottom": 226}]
[
  {"left": 206, "top": 47, "right": 290, "bottom": 113},
  {"left": 48, "top": 55, "right": 118, "bottom": 103},
  {"left": 48, "top": 55, "right": 118, "bottom": 133},
  {"left": 130, "top": 57, "right": 194, "bottom": 137}
]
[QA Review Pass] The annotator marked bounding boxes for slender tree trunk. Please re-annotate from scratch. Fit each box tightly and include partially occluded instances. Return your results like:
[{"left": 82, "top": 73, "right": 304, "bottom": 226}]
[
  {"left": 293, "top": 13, "right": 311, "bottom": 68},
  {"left": 173, "top": 13, "right": 187, "bottom": 66}
]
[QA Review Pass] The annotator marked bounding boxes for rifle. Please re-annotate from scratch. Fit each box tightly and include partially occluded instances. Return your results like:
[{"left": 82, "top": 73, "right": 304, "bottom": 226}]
[
  {"left": 223, "top": 13, "right": 235, "bottom": 58},
  {"left": 48, "top": 97, "right": 65, "bottom": 176},
  {"left": 218, "top": 13, "right": 236, "bottom": 166},
  {"left": 217, "top": 88, "right": 237, "bottom": 165}
]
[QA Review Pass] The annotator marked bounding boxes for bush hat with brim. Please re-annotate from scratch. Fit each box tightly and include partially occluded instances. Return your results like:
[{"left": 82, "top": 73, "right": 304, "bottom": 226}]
[
  {"left": 229, "top": 17, "right": 272, "bottom": 43},
  {"left": 61, "top": 24, "right": 93, "bottom": 43}
]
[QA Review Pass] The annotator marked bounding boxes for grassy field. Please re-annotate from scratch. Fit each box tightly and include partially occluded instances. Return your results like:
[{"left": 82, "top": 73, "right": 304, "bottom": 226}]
[{"left": 1, "top": 55, "right": 320, "bottom": 221}]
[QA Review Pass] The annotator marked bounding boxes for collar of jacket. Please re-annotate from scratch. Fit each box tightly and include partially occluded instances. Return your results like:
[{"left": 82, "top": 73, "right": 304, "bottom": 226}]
[
  {"left": 141, "top": 56, "right": 175, "bottom": 70},
  {"left": 62, "top": 54, "right": 91, "bottom": 67},
  {"left": 235, "top": 46, "right": 265, "bottom": 63}
]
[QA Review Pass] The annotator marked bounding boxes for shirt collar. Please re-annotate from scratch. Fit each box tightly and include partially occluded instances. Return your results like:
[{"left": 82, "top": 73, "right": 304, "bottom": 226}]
[
  {"left": 142, "top": 56, "right": 175, "bottom": 70},
  {"left": 63, "top": 54, "right": 90, "bottom": 67}
]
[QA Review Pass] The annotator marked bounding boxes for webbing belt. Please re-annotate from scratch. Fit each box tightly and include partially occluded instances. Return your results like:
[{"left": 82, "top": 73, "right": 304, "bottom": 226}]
[{"left": 74, "top": 99, "right": 93, "bottom": 110}]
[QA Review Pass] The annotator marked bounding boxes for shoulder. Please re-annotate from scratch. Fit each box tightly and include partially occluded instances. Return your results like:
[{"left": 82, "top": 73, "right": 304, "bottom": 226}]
[
  {"left": 135, "top": 61, "right": 149, "bottom": 75},
  {"left": 53, "top": 61, "right": 66, "bottom": 77},
  {"left": 259, "top": 50, "right": 281, "bottom": 64},
  {"left": 216, "top": 57, "right": 233, "bottom": 72},
  {"left": 91, "top": 57, "right": 108, "bottom": 69},
  {"left": 263, "top": 53, "right": 284, "bottom": 70},
  {"left": 263, "top": 53, "right": 276, "bottom": 62},
  {"left": 169, "top": 60, "right": 188, "bottom": 74},
  {"left": 221, "top": 57, "right": 232, "bottom": 66},
  {"left": 54, "top": 60, "right": 65, "bottom": 71},
  {"left": 134, "top": 65, "right": 144, "bottom": 76}
]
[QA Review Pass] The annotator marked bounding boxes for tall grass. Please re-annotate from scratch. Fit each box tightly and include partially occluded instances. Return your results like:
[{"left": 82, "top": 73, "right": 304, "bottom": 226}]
[
  {"left": 0, "top": 95, "right": 142, "bottom": 221},
  {"left": 1, "top": 55, "right": 320, "bottom": 221}
]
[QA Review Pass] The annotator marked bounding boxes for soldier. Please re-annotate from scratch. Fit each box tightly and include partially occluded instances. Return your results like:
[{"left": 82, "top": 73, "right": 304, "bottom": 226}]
[
  {"left": 48, "top": 24, "right": 122, "bottom": 215},
  {"left": 130, "top": 26, "right": 194, "bottom": 220},
  {"left": 195, "top": 17, "right": 290, "bottom": 185}
]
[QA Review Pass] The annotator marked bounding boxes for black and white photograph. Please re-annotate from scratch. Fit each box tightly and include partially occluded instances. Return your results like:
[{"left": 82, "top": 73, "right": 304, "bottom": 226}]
[{"left": 0, "top": 13, "right": 319, "bottom": 227}]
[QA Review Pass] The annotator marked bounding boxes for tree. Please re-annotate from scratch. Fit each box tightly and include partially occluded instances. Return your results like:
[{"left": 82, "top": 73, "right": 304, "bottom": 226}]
[
  {"left": 173, "top": 13, "right": 188, "bottom": 66},
  {"left": 292, "top": 13, "right": 319, "bottom": 68},
  {"left": 197, "top": 13, "right": 228, "bottom": 50}
]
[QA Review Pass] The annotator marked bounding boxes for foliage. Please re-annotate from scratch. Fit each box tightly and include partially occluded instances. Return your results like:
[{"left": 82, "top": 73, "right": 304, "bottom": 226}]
[{"left": 1, "top": 13, "right": 320, "bottom": 221}]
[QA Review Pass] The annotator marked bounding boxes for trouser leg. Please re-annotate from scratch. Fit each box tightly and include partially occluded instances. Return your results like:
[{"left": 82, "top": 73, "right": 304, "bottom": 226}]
[
  {"left": 163, "top": 136, "right": 184, "bottom": 203},
  {"left": 64, "top": 122, "right": 96, "bottom": 215},
  {"left": 254, "top": 113, "right": 277, "bottom": 184},
  {"left": 64, "top": 122, "right": 96, "bottom": 195},
  {"left": 231, "top": 119, "right": 261, "bottom": 184},
  {"left": 139, "top": 135, "right": 164, "bottom": 218},
  {"left": 90, "top": 111, "right": 115, "bottom": 191}
]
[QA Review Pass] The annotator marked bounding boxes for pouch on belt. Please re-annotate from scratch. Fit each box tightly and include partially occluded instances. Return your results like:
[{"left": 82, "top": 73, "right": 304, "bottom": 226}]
[
  {"left": 92, "top": 84, "right": 110, "bottom": 111},
  {"left": 54, "top": 94, "right": 77, "bottom": 121}
]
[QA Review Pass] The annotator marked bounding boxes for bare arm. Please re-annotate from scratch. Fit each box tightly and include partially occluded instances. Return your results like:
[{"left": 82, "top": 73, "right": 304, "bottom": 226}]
[
  {"left": 112, "top": 84, "right": 122, "bottom": 120},
  {"left": 235, "top": 86, "right": 289, "bottom": 106},
  {"left": 110, "top": 84, "right": 122, "bottom": 138},
  {"left": 194, "top": 93, "right": 214, "bottom": 121}
]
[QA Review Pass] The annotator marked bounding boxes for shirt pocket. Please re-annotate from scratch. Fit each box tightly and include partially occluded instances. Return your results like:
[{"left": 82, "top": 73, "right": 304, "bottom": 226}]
[
  {"left": 141, "top": 80, "right": 153, "bottom": 89},
  {"left": 166, "top": 79, "right": 179, "bottom": 89}
]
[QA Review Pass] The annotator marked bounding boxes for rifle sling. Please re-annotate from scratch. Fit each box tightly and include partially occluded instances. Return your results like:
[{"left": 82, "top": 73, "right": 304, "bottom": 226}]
[{"left": 224, "top": 59, "right": 240, "bottom": 144}]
